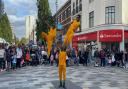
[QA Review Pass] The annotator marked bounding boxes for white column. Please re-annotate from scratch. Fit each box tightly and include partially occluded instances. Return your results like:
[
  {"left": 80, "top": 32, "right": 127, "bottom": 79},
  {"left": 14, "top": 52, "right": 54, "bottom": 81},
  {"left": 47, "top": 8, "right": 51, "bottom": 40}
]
[{"left": 120, "top": 29, "right": 125, "bottom": 51}]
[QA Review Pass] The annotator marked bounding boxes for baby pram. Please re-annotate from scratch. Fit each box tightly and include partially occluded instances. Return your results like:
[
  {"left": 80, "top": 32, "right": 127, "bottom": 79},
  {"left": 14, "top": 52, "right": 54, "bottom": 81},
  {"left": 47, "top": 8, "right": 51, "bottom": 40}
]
[{"left": 40, "top": 51, "right": 49, "bottom": 65}]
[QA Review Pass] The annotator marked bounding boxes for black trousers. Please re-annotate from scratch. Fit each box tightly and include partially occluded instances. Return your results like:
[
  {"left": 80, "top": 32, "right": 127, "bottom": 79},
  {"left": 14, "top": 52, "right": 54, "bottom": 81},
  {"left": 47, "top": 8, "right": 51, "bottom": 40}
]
[
  {"left": 16, "top": 58, "right": 21, "bottom": 68},
  {"left": 83, "top": 58, "right": 88, "bottom": 66},
  {"left": 0, "top": 58, "right": 4, "bottom": 69}
]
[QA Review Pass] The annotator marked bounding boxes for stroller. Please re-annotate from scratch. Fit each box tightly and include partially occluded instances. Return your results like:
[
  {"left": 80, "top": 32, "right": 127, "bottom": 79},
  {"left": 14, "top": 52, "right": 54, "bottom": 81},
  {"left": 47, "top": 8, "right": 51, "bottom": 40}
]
[
  {"left": 40, "top": 51, "right": 49, "bottom": 65},
  {"left": 30, "top": 48, "right": 38, "bottom": 66}
]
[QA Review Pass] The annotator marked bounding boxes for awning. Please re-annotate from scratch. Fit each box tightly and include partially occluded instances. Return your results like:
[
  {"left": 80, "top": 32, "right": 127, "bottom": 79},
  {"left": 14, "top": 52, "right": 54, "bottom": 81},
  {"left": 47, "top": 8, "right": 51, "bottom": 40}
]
[{"left": 73, "top": 32, "right": 97, "bottom": 42}]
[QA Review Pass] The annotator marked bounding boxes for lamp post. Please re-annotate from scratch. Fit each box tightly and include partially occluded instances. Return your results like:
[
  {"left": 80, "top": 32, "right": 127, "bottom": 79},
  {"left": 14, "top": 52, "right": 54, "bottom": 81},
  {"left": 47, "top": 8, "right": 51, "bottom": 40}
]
[{"left": 56, "top": 0, "right": 58, "bottom": 14}]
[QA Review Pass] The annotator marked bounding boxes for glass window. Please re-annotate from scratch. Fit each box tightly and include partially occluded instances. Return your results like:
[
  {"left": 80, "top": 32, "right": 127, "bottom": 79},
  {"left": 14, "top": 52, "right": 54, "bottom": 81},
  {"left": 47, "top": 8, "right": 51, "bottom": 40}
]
[
  {"left": 105, "top": 6, "right": 115, "bottom": 24},
  {"left": 72, "top": 2, "right": 75, "bottom": 15},
  {"left": 76, "top": 0, "right": 78, "bottom": 13},
  {"left": 89, "top": 0, "right": 94, "bottom": 3},
  {"left": 79, "top": 0, "right": 82, "bottom": 11},
  {"left": 89, "top": 11, "right": 94, "bottom": 28}
]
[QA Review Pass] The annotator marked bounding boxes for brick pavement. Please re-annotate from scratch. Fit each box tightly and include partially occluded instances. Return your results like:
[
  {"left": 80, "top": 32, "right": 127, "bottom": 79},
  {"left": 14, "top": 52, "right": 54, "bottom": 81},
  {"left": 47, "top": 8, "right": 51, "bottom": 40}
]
[{"left": 0, "top": 66, "right": 127, "bottom": 89}]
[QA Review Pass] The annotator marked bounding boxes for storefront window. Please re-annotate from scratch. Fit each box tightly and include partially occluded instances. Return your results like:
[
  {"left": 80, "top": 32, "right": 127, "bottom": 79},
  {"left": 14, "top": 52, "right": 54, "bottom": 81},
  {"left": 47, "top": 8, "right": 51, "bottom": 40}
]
[{"left": 101, "top": 42, "right": 119, "bottom": 52}]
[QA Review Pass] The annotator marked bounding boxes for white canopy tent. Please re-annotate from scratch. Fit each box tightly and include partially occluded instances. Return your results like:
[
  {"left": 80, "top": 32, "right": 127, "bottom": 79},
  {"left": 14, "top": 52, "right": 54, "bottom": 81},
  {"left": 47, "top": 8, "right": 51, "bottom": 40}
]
[
  {"left": 0, "top": 38, "right": 3, "bottom": 43},
  {"left": 0, "top": 38, "right": 7, "bottom": 43}
]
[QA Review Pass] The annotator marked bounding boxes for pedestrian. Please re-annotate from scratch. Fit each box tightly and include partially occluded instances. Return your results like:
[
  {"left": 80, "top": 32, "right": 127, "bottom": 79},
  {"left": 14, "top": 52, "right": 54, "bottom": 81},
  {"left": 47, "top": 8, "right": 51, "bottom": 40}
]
[
  {"left": 115, "top": 50, "right": 120, "bottom": 67},
  {"left": 74, "top": 49, "right": 79, "bottom": 66},
  {"left": 94, "top": 48, "right": 99, "bottom": 67},
  {"left": 83, "top": 48, "right": 89, "bottom": 66},
  {"left": 58, "top": 47, "right": 67, "bottom": 88},
  {"left": 50, "top": 54, "right": 54, "bottom": 66},
  {"left": 16, "top": 45, "right": 23, "bottom": 68},
  {"left": 99, "top": 49, "right": 106, "bottom": 67},
  {"left": 25, "top": 48, "right": 31, "bottom": 66},
  {"left": 111, "top": 53, "right": 116, "bottom": 66},
  {"left": 5, "top": 46, "right": 12, "bottom": 71},
  {"left": 124, "top": 51, "right": 128, "bottom": 68},
  {"left": 117, "top": 51, "right": 124, "bottom": 67},
  {"left": 0, "top": 44, "right": 6, "bottom": 72},
  {"left": 55, "top": 50, "right": 59, "bottom": 67},
  {"left": 12, "top": 49, "right": 17, "bottom": 70}
]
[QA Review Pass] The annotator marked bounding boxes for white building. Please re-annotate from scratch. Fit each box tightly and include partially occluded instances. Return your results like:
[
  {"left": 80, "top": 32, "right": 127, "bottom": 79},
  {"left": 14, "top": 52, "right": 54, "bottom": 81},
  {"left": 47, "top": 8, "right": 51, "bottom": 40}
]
[
  {"left": 71, "top": 0, "right": 128, "bottom": 52},
  {"left": 25, "top": 16, "right": 36, "bottom": 43}
]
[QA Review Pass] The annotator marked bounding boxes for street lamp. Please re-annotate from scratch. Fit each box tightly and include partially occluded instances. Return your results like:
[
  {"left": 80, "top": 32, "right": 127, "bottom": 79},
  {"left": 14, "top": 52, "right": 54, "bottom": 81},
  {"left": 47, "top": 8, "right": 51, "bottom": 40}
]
[{"left": 56, "top": 0, "right": 58, "bottom": 14}]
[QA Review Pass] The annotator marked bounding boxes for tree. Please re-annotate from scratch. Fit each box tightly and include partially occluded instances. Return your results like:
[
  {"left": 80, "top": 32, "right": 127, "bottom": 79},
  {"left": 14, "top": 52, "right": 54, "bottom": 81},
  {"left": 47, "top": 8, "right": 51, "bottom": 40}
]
[
  {"left": 36, "top": 0, "right": 53, "bottom": 41},
  {"left": 15, "top": 37, "right": 20, "bottom": 45},
  {"left": 20, "top": 37, "right": 28, "bottom": 44},
  {"left": 0, "top": 0, "right": 4, "bottom": 18},
  {"left": 0, "top": 0, "right": 13, "bottom": 43}
]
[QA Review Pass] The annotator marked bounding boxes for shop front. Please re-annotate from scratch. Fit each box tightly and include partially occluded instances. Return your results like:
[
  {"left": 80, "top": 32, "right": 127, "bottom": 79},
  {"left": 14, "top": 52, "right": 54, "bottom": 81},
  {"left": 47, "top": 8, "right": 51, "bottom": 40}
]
[
  {"left": 73, "top": 29, "right": 128, "bottom": 52},
  {"left": 72, "top": 32, "right": 97, "bottom": 51},
  {"left": 99, "top": 29, "right": 122, "bottom": 52}
]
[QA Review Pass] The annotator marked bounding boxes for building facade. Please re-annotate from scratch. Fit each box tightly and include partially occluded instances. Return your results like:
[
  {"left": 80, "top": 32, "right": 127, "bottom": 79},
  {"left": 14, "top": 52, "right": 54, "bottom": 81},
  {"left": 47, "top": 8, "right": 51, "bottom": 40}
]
[
  {"left": 72, "top": 0, "right": 128, "bottom": 52},
  {"left": 25, "top": 16, "right": 36, "bottom": 44},
  {"left": 54, "top": 0, "right": 71, "bottom": 42}
]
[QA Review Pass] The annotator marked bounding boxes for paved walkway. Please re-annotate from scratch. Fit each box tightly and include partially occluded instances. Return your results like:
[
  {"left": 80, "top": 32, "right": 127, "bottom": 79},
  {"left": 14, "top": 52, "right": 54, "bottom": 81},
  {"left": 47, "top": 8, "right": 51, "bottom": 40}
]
[{"left": 0, "top": 66, "right": 128, "bottom": 89}]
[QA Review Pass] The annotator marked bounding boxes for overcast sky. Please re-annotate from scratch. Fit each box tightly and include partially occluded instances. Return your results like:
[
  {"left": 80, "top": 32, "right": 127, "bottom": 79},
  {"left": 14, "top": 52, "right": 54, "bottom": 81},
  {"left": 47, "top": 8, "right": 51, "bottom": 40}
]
[{"left": 4, "top": 0, "right": 67, "bottom": 39}]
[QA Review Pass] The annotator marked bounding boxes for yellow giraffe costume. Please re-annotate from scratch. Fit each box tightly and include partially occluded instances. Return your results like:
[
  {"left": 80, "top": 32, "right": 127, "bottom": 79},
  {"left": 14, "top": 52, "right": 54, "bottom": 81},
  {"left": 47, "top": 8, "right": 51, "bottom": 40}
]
[
  {"left": 58, "top": 17, "right": 80, "bottom": 88},
  {"left": 41, "top": 27, "right": 56, "bottom": 56}
]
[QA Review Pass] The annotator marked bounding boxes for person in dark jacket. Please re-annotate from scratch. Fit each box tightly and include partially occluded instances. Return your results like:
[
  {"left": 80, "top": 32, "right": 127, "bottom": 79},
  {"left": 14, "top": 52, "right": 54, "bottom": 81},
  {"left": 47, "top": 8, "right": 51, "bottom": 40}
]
[
  {"left": 119, "top": 51, "right": 124, "bottom": 67},
  {"left": 99, "top": 49, "right": 106, "bottom": 67},
  {"left": 115, "top": 50, "right": 120, "bottom": 67},
  {"left": 83, "top": 49, "right": 89, "bottom": 66},
  {"left": 5, "top": 46, "right": 12, "bottom": 71}
]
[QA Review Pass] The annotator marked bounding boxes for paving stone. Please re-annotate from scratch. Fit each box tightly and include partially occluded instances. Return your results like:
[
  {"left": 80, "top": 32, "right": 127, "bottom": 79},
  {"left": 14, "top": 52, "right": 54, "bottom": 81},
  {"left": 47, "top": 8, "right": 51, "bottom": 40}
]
[
  {"left": 51, "top": 80, "right": 82, "bottom": 89},
  {"left": 0, "top": 66, "right": 128, "bottom": 89}
]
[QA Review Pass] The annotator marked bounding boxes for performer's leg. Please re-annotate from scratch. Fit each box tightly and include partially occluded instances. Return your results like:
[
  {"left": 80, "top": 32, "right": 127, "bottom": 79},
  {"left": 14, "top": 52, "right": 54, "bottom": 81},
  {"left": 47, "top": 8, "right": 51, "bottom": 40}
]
[
  {"left": 63, "top": 66, "right": 66, "bottom": 89},
  {"left": 59, "top": 66, "right": 62, "bottom": 87},
  {"left": 47, "top": 41, "right": 52, "bottom": 56}
]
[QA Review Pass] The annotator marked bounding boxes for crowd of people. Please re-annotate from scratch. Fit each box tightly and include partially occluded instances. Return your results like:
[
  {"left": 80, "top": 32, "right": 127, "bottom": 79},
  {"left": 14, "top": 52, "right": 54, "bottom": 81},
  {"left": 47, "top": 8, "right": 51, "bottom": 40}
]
[
  {"left": 0, "top": 43, "right": 128, "bottom": 72},
  {"left": 0, "top": 43, "right": 48, "bottom": 72},
  {"left": 48, "top": 46, "right": 128, "bottom": 69},
  {"left": 77, "top": 47, "right": 128, "bottom": 68}
]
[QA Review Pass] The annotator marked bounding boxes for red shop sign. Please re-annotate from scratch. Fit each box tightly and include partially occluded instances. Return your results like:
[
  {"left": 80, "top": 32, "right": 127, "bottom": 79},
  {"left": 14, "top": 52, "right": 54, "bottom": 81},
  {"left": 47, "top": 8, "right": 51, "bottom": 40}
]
[
  {"left": 78, "top": 32, "right": 97, "bottom": 41},
  {"left": 73, "top": 36, "right": 78, "bottom": 42},
  {"left": 124, "top": 31, "right": 128, "bottom": 39},
  {"left": 99, "top": 30, "right": 122, "bottom": 42}
]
